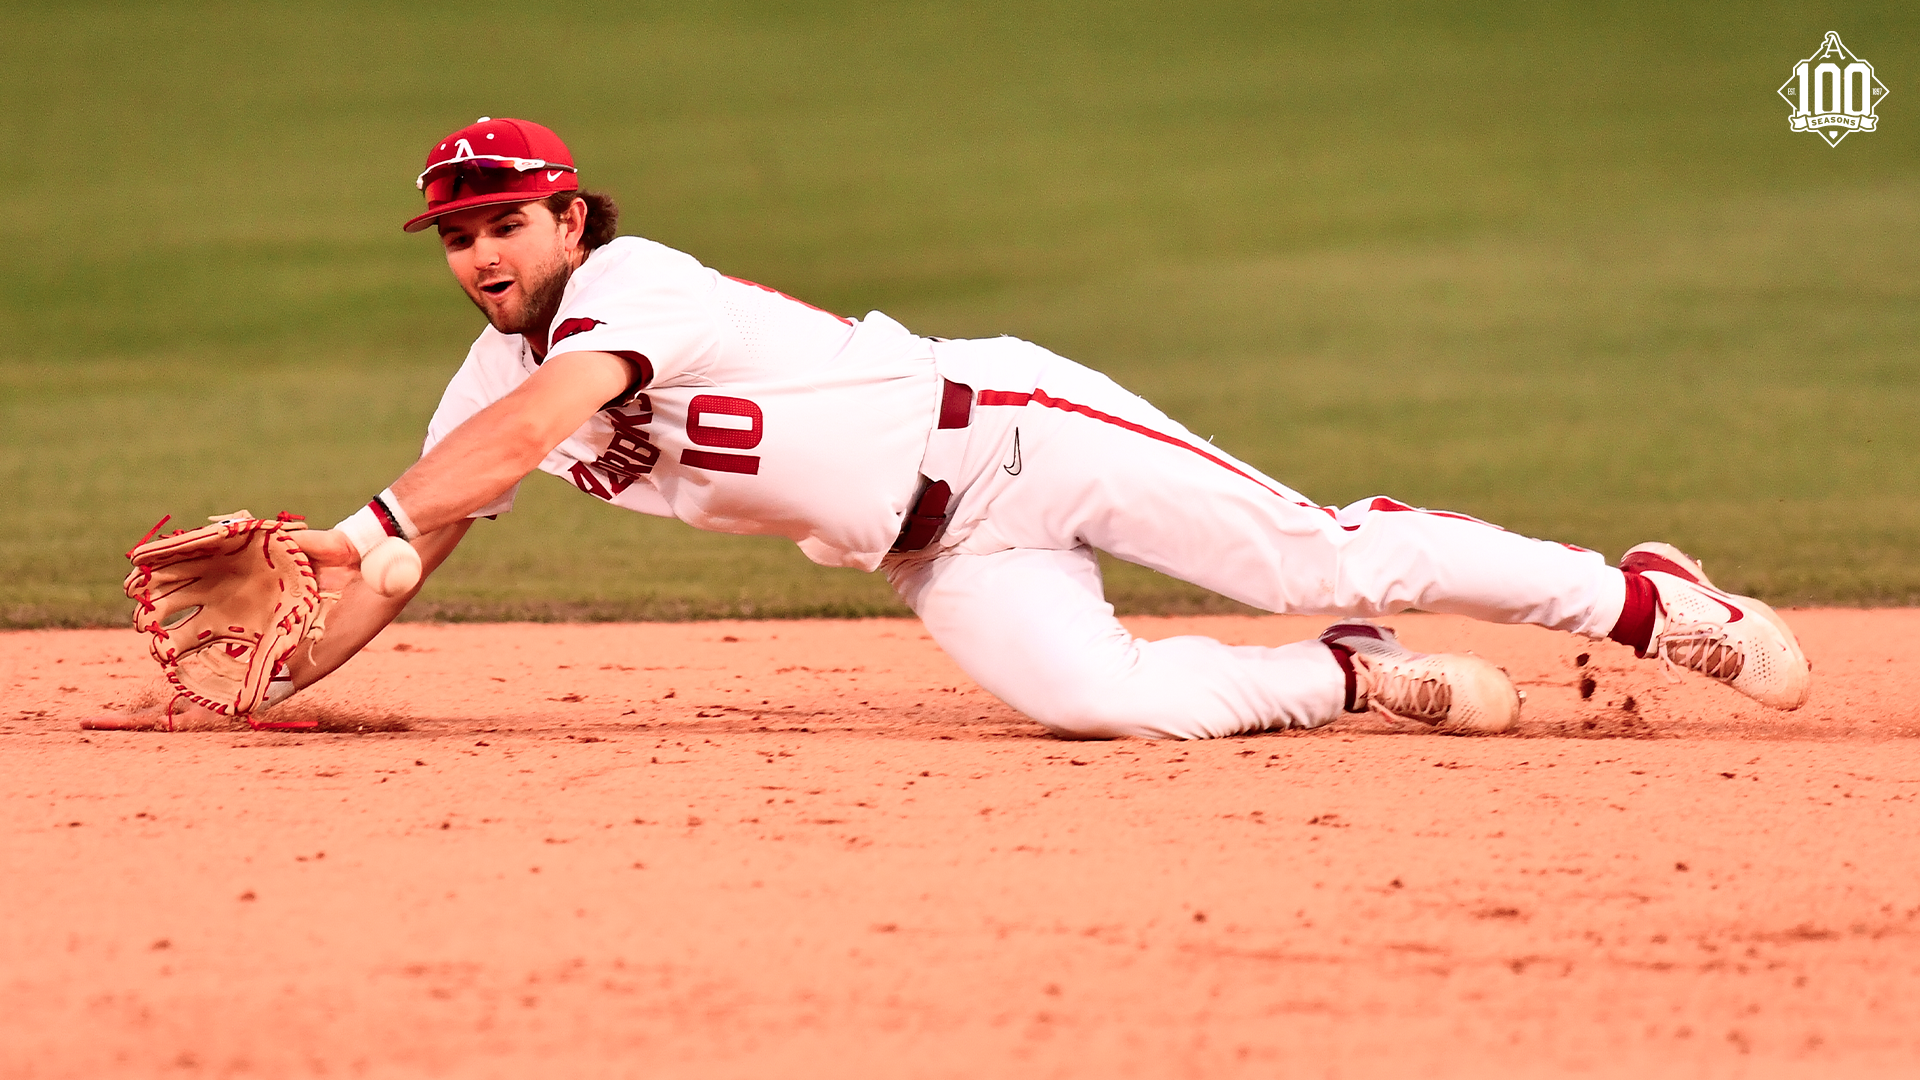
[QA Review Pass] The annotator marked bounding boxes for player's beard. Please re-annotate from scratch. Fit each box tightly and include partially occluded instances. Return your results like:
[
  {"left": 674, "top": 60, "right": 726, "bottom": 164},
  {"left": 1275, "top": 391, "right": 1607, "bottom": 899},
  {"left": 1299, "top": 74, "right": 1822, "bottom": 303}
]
[{"left": 471, "top": 249, "right": 574, "bottom": 342}]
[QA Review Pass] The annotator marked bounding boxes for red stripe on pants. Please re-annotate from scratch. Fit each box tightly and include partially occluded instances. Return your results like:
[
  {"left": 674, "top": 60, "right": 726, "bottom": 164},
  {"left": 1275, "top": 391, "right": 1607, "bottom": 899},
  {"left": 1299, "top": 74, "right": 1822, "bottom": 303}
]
[{"left": 976, "top": 387, "right": 1325, "bottom": 513}]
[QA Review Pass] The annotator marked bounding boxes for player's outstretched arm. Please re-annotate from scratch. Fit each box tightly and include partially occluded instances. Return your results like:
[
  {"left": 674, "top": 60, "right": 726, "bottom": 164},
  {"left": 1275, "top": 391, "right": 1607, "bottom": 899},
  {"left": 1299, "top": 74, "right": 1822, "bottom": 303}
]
[
  {"left": 298, "top": 350, "right": 637, "bottom": 571},
  {"left": 283, "top": 518, "right": 474, "bottom": 691},
  {"left": 390, "top": 350, "right": 637, "bottom": 532}
]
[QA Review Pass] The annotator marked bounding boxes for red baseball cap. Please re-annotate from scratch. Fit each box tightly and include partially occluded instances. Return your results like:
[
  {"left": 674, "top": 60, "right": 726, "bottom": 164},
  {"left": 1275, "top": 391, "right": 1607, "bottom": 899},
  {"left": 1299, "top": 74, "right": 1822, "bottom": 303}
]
[{"left": 403, "top": 116, "right": 580, "bottom": 233}]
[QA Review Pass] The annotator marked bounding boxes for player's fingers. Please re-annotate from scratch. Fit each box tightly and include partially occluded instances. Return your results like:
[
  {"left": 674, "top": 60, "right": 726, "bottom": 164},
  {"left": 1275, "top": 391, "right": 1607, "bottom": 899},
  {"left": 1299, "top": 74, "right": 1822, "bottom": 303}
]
[{"left": 290, "top": 527, "right": 361, "bottom": 568}]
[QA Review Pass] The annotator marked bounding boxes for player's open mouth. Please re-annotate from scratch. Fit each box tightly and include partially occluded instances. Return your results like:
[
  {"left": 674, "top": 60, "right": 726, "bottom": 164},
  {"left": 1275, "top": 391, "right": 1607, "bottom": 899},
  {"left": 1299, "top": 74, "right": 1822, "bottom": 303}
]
[{"left": 480, "top": 280, "right": 513, "bottom": 297}]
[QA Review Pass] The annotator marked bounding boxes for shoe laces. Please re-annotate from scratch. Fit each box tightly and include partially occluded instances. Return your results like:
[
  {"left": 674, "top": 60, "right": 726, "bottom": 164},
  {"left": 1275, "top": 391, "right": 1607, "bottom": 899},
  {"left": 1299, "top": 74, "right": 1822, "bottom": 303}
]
[
  {"left": 1656, "top": 625, "right": 1744, "bottom": 684},
  {"left": 1366, "top": 665, "right": 1450, "bottom": 724}
]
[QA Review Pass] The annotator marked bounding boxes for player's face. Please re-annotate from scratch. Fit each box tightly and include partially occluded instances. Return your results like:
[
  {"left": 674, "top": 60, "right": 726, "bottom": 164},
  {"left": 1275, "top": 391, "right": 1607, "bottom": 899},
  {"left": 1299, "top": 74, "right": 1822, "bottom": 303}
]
[{"left": 436, "top": 201, "right": 584, "bottom": 345}]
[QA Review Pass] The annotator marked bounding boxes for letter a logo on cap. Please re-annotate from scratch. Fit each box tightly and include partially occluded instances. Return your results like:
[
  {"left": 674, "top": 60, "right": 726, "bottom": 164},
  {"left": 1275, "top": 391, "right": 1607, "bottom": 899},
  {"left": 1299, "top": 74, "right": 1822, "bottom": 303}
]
[{"left": 405, "top": 117, "right": 581, "bottom": 232}]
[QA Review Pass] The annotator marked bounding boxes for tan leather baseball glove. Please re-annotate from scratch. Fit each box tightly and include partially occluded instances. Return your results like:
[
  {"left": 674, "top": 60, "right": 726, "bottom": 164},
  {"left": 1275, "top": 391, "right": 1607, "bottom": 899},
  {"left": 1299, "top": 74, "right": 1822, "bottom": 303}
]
[{"left": 124, "top": 511, "right": 333, "bottom": 730}]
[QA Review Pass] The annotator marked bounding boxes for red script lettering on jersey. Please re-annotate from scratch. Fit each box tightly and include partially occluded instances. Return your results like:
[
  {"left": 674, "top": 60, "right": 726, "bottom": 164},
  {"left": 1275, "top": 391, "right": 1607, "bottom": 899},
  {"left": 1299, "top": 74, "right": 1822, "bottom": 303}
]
[
  {"left": 571, "top": 393, "right": 770, "bottom": 495},
  {"left": 569, "top": 396, "right": 660, "bottom": 500}
]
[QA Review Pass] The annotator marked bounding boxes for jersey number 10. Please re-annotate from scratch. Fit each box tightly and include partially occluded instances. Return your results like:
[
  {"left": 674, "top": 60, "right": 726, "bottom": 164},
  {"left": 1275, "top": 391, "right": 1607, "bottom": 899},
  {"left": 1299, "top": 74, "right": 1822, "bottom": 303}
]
[{"left": 681, "top": 395, "right": 763, "bottom": 475}]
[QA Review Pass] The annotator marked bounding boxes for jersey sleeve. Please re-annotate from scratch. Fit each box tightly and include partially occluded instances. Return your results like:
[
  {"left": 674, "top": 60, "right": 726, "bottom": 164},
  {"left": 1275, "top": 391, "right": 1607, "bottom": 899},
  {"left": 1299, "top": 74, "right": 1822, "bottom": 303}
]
[
  {"left": 538, "top": 238, "right": 722, "bottom": 393},
  {"left": 423, "top": 333, "right": 528, "bottom": 519}
]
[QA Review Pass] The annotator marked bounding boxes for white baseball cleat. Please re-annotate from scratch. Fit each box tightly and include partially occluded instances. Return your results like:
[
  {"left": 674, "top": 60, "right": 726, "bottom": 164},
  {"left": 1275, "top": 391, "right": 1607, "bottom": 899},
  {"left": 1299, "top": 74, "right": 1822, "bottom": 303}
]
[
  {"left": 1319, "top": 621, "right": 1521, "bottom": 734},
  {"left": 1620, "top": 542, "right": 1811, "bottom": 710}
]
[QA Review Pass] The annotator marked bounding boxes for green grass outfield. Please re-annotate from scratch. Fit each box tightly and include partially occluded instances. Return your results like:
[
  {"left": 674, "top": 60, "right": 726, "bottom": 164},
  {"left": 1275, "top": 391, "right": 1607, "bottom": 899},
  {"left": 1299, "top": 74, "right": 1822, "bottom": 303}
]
[{"left": 3, "top": 1, "right": 1916, "bottom": 626}]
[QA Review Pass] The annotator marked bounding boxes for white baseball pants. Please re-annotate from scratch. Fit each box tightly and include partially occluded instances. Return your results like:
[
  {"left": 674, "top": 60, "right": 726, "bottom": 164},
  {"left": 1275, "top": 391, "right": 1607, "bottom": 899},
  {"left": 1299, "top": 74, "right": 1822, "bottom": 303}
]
[{"left": 884, "top": 337, "right": 1627, "bottom": 740}]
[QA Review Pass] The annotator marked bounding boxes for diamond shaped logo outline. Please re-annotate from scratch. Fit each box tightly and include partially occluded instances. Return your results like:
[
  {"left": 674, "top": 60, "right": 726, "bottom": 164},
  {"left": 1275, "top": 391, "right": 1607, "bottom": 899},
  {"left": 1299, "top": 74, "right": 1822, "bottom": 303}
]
[{"left": 1780, "top": 32, "right": 1888, "bottom": 147}]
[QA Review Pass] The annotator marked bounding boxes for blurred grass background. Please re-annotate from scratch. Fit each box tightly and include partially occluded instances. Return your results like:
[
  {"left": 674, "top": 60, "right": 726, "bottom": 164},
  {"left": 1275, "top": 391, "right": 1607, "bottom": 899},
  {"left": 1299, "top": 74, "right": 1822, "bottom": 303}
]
[{"left": 2, "top": 0, "right": 1915, "bottom": 626}]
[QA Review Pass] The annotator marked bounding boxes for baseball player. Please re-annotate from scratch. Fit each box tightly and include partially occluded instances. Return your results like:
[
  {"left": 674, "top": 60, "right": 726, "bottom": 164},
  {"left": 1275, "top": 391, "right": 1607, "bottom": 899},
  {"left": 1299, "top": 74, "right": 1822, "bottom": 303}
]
[{"left": 170, "top": 116, "right": 1813, "bottom": 738}]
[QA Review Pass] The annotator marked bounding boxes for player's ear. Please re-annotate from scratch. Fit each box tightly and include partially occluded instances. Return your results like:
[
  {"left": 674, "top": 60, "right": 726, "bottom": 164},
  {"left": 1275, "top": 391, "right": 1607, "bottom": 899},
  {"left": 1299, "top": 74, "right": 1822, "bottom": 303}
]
[{"left": 561, "top": 195, "right": 589, "bottom": 251}]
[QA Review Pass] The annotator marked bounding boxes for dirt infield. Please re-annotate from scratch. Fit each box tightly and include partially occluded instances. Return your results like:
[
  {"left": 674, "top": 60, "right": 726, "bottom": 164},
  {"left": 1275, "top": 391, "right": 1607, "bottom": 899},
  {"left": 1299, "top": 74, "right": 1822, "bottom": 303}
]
[{"left": 5, "top": 611, "right": 1919, "bottom": 1078}]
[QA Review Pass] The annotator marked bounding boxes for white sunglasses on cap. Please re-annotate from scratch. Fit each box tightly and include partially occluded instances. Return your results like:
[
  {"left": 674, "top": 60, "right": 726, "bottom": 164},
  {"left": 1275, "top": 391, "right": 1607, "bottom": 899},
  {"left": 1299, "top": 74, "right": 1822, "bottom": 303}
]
[{"left": 416, "top": 155, "right": 577, "bottom": 191}]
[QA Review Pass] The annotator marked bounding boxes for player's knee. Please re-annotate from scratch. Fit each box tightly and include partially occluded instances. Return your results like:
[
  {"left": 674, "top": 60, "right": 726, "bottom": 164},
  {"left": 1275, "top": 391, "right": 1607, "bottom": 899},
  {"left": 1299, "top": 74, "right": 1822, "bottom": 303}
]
[{"left": 1021, "top": 688, "right": 1162, "bottom": 741}]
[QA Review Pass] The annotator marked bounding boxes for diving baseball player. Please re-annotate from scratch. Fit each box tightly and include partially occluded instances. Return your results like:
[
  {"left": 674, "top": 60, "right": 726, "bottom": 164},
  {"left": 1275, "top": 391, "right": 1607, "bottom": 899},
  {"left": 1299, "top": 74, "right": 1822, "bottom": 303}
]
[{"left": 176, "top": 116, "right": 1815, "bottom": 738}]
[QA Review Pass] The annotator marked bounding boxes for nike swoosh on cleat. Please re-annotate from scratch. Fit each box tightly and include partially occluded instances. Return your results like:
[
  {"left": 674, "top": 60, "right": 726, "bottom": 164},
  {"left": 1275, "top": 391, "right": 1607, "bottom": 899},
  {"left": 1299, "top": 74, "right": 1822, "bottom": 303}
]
[
  {"left": 1663, "top": 580, "right": 1744, "bottom": 623},
  {"left": 1701, "top": 590, "right": 1745, "bottom": 623}
]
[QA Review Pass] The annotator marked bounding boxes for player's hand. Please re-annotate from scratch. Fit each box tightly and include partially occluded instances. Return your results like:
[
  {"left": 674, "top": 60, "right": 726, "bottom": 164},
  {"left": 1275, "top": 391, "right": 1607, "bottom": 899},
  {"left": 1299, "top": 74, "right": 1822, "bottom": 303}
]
[{"left": 290, "top": 527, "right": 361, "bottom": 569}]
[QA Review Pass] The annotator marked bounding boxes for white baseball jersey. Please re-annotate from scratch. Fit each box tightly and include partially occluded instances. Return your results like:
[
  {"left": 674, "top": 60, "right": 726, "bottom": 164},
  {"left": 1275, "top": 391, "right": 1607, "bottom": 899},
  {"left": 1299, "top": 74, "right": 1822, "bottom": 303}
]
[{"left": 424, "top": 237, "right": 941, "bottom": 570}]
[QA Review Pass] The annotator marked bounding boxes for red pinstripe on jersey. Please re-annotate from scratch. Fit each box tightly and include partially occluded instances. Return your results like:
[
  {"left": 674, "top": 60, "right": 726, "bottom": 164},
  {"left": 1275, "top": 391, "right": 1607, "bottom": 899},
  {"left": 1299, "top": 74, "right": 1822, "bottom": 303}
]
[{"left": 723, "top": 276, "right": 854, "bottom": 326}]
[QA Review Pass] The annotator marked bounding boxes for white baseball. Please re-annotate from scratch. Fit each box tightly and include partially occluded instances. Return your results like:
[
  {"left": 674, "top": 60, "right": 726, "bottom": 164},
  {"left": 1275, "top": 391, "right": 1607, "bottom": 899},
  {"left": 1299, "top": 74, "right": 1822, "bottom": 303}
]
[{"left": 361, "top": 536, "right": 422, "bottom": 597}]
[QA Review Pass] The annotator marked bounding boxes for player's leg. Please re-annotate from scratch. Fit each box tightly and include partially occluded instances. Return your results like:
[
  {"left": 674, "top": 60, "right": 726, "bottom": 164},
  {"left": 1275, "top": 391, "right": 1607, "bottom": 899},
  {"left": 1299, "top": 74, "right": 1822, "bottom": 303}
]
[
  {"left": 1023, "top": 389, "right": 1806, "bottom": 707},
  {"left": 935, "top": 345, "right": 1807, "bottom": 708},
  {"left": 889, "top": 545, "right": 1523, "bottom": 739},
  {"left": 887, "top": 545, "right": 1347, "bottom": 739},
  {"left": 954, "top": 354, "right": 1627, "bottom": 634}
]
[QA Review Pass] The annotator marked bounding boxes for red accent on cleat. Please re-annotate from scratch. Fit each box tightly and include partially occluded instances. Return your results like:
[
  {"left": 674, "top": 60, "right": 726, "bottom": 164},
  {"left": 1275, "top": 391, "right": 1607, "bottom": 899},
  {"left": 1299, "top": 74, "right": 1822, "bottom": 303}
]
[{"left": 1608, "top": 570, "right": 1661, "bottom": 656}]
